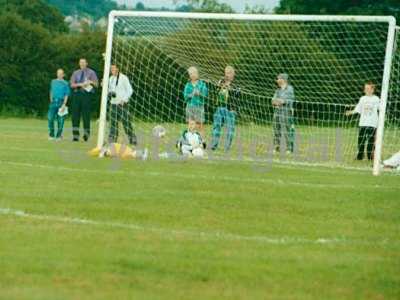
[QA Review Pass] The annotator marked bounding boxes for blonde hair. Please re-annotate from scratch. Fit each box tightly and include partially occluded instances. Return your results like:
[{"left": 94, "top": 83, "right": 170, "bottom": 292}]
[
  {"left": 187, "top": 66, "right": 199, "bottom": 76},
  {"left": 225, "top": 65, "right": 235, "bottom": 74}
]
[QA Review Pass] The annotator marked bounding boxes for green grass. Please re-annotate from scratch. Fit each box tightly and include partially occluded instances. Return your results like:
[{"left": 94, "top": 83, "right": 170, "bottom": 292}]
[{"left": 0, "top": 118, "right": 399, "bottom": 300}]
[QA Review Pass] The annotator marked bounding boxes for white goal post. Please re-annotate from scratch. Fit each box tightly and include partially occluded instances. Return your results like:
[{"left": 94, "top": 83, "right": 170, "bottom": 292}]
[{"left": 97, "top": 11, "right": 397, "bottom": 175}]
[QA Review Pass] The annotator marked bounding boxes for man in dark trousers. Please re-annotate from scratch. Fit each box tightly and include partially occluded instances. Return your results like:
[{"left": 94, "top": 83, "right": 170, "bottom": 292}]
[
  {"left": 108, "top": 64, "right": 137, "bottom": 146},
  {"left": 70, "top": 58, "right": 98, "bottom": 142},
  {"left": 272, "top": 73, "right": 295, "bottom": 154}
]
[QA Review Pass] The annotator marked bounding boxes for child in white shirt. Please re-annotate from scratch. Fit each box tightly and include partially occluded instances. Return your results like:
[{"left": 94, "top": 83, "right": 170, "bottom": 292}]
[{"left": 346, "top": 82, "right": 380, "bottom": 161}]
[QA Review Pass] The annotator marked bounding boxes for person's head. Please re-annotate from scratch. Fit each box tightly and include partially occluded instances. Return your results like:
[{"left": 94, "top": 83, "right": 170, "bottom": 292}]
[
  {"left": 188, "top": 119, "right": 197, "bottom": 132},
  {"left": 188, "top": 66, "right": 199, "bottom": 82},
  {"left": 364, "top": 81, "right": 376, "bottom": 96},
  {"left": 111, "top": 64, "right": 119, "bottom": 76},
  {"left": 56, "top": 68, "right": 65, "bottom": 79},
  {"left": 79, "top": 58, "right": 88, "bottom": 70},
  {"left": 276, "top": 73, "right": 289, "bottom": 88},
  {"left": 225, "top": 66, "right": 235, "bottom": 82}
]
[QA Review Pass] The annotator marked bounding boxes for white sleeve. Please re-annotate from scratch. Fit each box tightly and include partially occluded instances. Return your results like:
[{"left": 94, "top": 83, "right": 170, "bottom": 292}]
[
  {"left": 354, "top": 98, "right": 363, "bottom": 114},
  {"left": 376, "top": 96, "right": 381, "bottom": 111},
  {"left": 121, "top": 75, "right": 133, "bottom": 102},
  {"left": 108, "top": 76, "right": 114, "bottom": 91}
]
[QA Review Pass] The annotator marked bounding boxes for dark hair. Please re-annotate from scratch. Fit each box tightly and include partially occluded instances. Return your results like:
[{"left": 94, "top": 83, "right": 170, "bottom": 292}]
[{"left": 365, "top": 81, "right": 376, "bottom": 90}]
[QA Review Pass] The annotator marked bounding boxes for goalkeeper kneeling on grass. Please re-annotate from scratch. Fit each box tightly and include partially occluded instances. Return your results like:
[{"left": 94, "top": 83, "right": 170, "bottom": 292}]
[{"left": 177, "top": 119, "right": 206, "bottom": 158}]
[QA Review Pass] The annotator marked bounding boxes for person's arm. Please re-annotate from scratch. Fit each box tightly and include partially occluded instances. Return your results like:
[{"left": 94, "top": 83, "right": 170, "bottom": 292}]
[
  {"left": 345, "top": 99, "right": 362, "bottom": 116},
  {"left": 63, "top": 83, "right": 70, "bottom": 106},
  {"left": 88, "top": 70, "right": 99, "bottom": 87},
  {"left": 200, "top": 81, "right": 208, "bottom": 99},
  {"left": 202, "top": 81, "right": 208, "bottom": 98},
  {"left": 122, "top": 75, "right": 133, "bottom": 104},
  {"left": 272, "top": 90, "right": 280, "bottom": 106},
  {"left": 70, "top": 72, "right": 82, "bottom": 89},
  {"left": 108, "top": 76, "right": 113, "bottom": 92},
  {"left": 229, "top": 84, "right": 241, "bottom": 111},
  {"left": 345, "top": 107, "right": 356, "bottom": 116},
  {"left": 183, "top": 83, "right": 192, "bottom": 102},
  {"left": 282, "top": 86, "right": 295, "bottom": 107},
  {"left": 49, "top": 81, "right": 53, "bottom": 103}
]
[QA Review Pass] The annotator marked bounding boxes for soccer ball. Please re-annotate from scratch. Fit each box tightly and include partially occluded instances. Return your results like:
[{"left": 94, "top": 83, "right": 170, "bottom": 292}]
[{"left": 152, "top": 125, "right": 166, "bottom": 138}]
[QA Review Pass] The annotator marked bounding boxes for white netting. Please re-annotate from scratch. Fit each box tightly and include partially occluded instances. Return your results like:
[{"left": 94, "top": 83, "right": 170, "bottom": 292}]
[{"left": 99, "top": 13, "right": 397, "bottom": 167}]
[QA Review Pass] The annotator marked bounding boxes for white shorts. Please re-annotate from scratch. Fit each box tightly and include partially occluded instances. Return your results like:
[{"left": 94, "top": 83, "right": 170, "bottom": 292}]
[
  {"left": 181, "top": 145, "right": 204, "bottom": 158},
  {"left": 181, "top": 144, "right": 193, "bottom": 156}
]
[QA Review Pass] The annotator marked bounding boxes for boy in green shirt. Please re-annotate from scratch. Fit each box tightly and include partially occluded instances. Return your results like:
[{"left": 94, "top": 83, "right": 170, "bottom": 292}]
[{"left": 211, "top": 66, "right": 241, "bottom": 152}]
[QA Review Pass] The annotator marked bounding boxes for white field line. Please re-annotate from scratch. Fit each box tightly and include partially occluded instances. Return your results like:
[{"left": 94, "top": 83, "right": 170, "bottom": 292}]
[
  {"left": 0, "top": 159, "right": 398, "bottom": 190},
  {"left": 0, "top": 207, "right": 385, "bottom": 246}
]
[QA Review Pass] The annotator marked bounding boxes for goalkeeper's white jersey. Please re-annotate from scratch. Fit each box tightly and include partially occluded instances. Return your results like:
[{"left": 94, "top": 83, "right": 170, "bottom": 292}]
[
  {"left": 354, "top": 95, "right": 380, "bottom": 128},
  {"left": 186, "top": 131, "right": 202, "bottom": 148}
]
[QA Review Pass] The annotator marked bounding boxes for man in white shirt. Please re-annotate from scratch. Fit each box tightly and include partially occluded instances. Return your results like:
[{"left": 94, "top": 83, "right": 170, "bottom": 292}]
[
  {"left": 346, "top": 81, "right": 380, "bottom": 160},
  {"left": 108, "top": 64, "right": 137, "bottom": 145}
]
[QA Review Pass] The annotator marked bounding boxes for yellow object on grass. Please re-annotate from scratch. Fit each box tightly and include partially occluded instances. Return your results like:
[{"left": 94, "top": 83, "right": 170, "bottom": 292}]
[{"left": 88, "top": 143, "right": 136, "bottom": 159}]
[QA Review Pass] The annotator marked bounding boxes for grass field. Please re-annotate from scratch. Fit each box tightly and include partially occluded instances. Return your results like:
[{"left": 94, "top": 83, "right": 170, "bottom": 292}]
[{"left": 0, "top": 118, "right": 399, "bottom": 300}]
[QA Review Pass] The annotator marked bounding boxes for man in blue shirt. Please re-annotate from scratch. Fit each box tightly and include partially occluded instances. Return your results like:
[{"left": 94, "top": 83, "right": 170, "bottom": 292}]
[
  {"left": 48, "top": 69, "right": 70, "bottom": 140},
  {"left": 70, "top": 58, "right": 98, "bottom": 142}
]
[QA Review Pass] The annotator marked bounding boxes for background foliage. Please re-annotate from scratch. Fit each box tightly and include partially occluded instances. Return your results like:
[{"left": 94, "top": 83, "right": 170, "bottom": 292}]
[{"left": 0, "top": 0, "right": 398, "bottom": 118}]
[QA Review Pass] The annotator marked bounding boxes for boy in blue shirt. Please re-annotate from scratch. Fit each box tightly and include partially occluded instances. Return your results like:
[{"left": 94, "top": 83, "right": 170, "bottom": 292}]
[
  {"left": 183, "top": 66, "right": 208, "bottom": 137},
  {"left": 48, "top": 69, "right": 70, "bottom": 140}
]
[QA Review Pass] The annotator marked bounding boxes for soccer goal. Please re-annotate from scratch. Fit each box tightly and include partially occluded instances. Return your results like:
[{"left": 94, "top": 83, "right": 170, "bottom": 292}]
[{"left": 97, "top": 11, "right": 397, "bottom": 175}]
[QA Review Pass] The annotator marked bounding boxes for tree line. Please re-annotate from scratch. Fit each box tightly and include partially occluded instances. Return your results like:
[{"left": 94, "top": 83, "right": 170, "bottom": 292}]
[{"left": 0, "top": 0, "right": 398, "bottom": 120}]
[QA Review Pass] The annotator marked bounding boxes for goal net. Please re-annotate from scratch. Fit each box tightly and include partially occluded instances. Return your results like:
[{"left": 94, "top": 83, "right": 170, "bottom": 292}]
[
  {"left": 97, "top": 12, "right": 397, "bottom": 174},
  {"left": 384, "top": 27, "right": 400, "bottom": 167}
]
